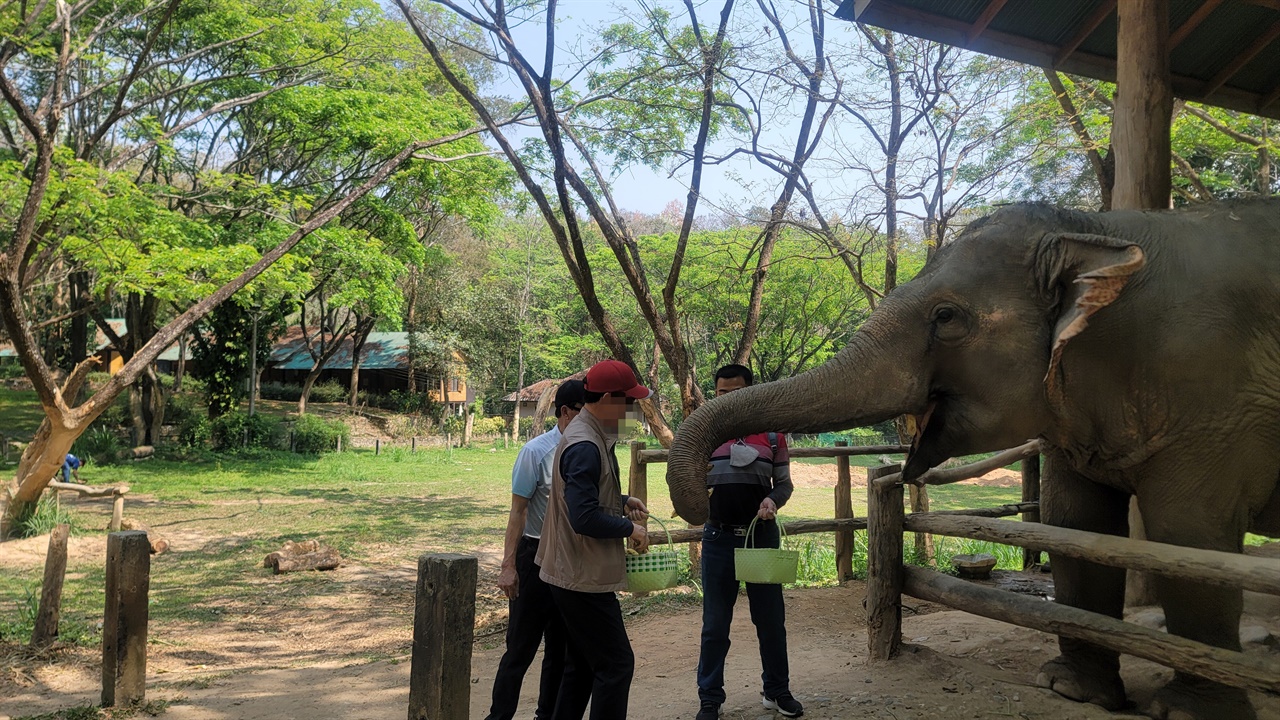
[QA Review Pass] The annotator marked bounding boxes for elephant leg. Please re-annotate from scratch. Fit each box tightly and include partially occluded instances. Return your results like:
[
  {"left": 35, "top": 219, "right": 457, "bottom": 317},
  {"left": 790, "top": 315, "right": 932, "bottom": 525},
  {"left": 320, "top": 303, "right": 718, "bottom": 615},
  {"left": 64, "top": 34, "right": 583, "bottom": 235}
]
[
  {"left": 1034, "top": 451, "right": 1130, "bottom": 711},
  {"left": 1137, "top": 463, "right": 1260, "bottom": 720}
]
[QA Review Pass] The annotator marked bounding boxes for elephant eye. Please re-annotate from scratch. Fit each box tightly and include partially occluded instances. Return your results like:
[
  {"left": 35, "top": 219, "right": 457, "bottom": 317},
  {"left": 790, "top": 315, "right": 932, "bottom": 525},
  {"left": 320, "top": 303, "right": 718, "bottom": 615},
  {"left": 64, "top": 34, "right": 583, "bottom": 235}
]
[
  {"left": 930, "top": 303, "right": 969, "bottom": 342},
  {"left": 936, "top": 307, "right": 955, "bottom": 323}
]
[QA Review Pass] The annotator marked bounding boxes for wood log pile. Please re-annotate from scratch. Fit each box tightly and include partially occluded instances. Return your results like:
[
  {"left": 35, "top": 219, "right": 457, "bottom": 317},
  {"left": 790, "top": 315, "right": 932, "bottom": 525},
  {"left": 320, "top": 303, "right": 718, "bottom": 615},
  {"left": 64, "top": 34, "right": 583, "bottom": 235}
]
[
  {"left": 118, "top": 518, "right": 169, "bottom": 555},
  {"left": 263, "top": 539, "right": 342, "bottom": 574}
]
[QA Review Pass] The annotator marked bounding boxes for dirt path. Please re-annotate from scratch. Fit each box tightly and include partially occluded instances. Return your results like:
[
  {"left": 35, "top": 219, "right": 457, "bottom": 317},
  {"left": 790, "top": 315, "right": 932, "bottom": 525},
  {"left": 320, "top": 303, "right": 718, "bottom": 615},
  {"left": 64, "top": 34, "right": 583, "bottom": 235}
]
[{"left": 5, "top": 558, "right": 1278, "bottom": 720}]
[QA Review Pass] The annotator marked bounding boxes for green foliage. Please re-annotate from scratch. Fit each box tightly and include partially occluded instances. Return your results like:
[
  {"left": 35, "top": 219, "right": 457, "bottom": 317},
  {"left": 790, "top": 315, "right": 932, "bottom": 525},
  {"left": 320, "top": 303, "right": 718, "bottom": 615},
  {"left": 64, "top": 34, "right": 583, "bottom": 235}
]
[
  {"left": 194, "top": 300, "right": 292, "bottom": 418},
  {"left": 471, "top": 416, "right": 506, "bottom": 435},
  {"left": 260, "top": 382, "right": 303, "bottom": 402},
  {"left": 290, "top": 414, "right": 350, "bottom": 454},
  {"left": 178, "top": 415, "right": 213, "bottom": 449},
  {"left": 13, "top": 496, "right": 76, "bottom": 538},
  {"left": 210, "top": 412, "right": 283, "bottom": 451},
  {"left": 309, "top": 380, "right": 348, "bottom": 404},
  {"left": 0, "top": 361, "right": 25, "bottom": 379},
  {"left": 73, "top": 428, "right": 123, "bottom": 466}
]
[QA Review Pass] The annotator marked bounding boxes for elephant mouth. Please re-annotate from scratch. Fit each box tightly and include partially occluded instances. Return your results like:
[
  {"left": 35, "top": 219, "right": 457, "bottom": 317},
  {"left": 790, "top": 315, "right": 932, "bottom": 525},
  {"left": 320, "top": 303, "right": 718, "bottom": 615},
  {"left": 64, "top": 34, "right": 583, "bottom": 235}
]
[{"left": 904, "top": 395, "right": 948, "bottom": 483}]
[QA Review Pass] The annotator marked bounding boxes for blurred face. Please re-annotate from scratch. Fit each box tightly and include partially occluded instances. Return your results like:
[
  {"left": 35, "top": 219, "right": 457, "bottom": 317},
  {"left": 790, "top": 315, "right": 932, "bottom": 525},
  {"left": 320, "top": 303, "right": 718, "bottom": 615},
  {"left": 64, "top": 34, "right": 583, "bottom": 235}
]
[
  {"left": 714, "top": 376, "right": 749, "bottom": 397},
  {"left": 587, "top": 393, "right": 636, "bottom": 435}
]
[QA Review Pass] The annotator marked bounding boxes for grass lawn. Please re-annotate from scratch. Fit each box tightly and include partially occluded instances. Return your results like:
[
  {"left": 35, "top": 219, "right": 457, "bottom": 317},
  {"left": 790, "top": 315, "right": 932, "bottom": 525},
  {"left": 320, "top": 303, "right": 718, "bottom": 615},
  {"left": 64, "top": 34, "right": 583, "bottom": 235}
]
[{"left": 0, "top": 389, "right": 46, "bottom": 437}]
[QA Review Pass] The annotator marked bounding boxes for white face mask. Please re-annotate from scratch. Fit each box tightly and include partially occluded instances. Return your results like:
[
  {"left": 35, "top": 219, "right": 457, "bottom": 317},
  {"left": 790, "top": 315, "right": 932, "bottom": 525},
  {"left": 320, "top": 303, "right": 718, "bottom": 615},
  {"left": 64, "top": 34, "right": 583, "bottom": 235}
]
[{"left": 729, "top": 441, "right": 759, "bottom": 468}]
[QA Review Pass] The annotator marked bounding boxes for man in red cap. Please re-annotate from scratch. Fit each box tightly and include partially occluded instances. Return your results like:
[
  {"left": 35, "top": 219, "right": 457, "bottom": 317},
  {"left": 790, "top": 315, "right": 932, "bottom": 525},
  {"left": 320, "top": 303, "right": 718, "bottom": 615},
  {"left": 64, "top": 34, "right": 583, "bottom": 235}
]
[{"left": 536, "top": 359, "right": 652, "bottom": 720}]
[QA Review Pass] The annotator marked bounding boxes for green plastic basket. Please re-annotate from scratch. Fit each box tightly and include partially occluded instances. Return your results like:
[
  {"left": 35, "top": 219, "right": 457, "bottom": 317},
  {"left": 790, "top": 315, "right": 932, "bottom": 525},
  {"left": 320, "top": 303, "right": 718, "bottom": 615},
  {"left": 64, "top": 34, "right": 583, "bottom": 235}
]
[
  {"left": 625, "top": 516, "right": 681, "bottom": 593},
  {"left": 734, "top": 515, "right": 799, "bottom": 585}
]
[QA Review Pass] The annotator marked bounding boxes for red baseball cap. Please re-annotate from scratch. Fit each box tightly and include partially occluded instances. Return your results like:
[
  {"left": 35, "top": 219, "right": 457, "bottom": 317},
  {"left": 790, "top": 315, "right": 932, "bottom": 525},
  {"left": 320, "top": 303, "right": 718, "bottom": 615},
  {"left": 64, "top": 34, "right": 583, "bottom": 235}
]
[{"left": 584, "top": 360, "right": 653, "bottom": 400}]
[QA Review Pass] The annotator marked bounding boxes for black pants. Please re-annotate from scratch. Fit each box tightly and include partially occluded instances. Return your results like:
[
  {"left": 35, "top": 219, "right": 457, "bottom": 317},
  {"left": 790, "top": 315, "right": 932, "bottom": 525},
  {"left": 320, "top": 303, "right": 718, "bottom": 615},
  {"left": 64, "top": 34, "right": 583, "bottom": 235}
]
[
  {"left": 486, "top": 537, "right": 567, "bottom": 720},
  {"left": 548, "top": 585, "right": 634, "bottom": 720},
  {"left": 697, "top": 521, "right": 790, "bottom": 706}
]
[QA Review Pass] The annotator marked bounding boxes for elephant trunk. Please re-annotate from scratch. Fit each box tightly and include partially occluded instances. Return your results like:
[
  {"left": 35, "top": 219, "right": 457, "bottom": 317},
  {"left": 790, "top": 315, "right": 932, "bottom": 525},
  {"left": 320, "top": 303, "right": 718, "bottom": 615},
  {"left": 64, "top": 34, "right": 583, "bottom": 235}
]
[{"left": 666, "top": 311, "right": 929, "bottom": 524}]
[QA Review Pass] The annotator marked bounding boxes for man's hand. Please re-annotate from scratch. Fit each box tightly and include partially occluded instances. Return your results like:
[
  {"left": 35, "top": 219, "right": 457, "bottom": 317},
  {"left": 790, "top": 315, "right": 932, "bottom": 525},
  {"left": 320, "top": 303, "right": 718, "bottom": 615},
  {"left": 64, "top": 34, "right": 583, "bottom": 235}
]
[
  {"left": 497, "top": 565, "right": 519, "bottom": 599},
  {"left": 757, "top": 497, "right": 778, "bottom": 521},
  {"left": 625, "top": 496, "right": 649, "bottom": 523},
  {"left": 629, "top": 523, "right": 649, "bottom": 554}
]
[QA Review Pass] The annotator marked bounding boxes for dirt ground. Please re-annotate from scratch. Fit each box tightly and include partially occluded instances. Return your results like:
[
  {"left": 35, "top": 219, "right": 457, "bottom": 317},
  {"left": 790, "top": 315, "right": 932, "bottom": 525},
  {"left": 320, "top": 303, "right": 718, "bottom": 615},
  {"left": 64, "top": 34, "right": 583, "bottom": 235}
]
[
  {"left": 4, "top": 531, "right": 1279, "bottom": 720},
  {"left": 2, "top": 469, "right": 1277, "bottom": 720}
]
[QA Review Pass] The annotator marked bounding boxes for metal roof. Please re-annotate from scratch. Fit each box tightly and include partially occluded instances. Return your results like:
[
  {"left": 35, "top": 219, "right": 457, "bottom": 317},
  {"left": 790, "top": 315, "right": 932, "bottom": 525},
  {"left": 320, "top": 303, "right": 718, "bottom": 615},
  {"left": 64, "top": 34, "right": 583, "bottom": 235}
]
[
  {"left": 269, "top": 331, "right": 412, "bottom": 371},
  {"left": 836, "top": 0, "right": 1280, "bottom": 121}
]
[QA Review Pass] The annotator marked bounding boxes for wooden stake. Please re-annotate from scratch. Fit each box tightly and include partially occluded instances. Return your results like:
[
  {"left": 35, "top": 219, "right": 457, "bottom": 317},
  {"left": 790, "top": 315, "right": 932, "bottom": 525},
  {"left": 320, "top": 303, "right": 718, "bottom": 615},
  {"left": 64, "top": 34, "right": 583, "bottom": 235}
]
[
  {"left": 409, "top": 553, "right": 477, "bottom": 720},
  {"left": 866, "top": 463, "right": 904, "bottom": 660},
  {"left": 30, "top": 523, "right": 70, "bottom": 648},
  {"left": 110, "top": 493, "right": 124, "bottom": 532},
  {"left": 102, "top": 531, "right": 150, "bottom": 707},
  {"left": 375, "top": 438, "right": 381, "bottom": 455},
  {"left": 1021, "top": 454, "right": 1042, "bottom": 569},
  {"left": 834, "top": 441, "right": 855, "bottom": 582}
]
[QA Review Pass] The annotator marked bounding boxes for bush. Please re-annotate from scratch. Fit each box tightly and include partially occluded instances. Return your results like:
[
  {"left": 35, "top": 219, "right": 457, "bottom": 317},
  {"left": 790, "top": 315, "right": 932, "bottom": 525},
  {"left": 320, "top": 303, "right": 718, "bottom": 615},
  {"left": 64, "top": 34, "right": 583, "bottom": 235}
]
[
  {"left": 291, "top": 414, "right": 349, "bottom": 454},
  {"left": 14, "top": 495, "right": 76, "bottom": 538},
  {"left": 178, "top": 414, "right": 212, "bottom": 448},
  {"left": 165, "top": 390, "right": 201, "bottom": 429},
  {"left": 517, "top": 416, "right": 557, "bottom": 438},
  {"left": 0, "top": 361, "right": 24, "bottom": 379},
  {"left": 260, "top": 381, "right": 303, "bottom": 401},
  {"left": 211, "top": 411, "right": 282, "bottom": 451},
  {"left": 472, "top": 416, "right": 506, "bottom": 436},
  {"left": 308, "top": 380, "right": 347, "bottom": 404},
  {"left": 73, "top": 427, "right": 123, "bottom": 465}
]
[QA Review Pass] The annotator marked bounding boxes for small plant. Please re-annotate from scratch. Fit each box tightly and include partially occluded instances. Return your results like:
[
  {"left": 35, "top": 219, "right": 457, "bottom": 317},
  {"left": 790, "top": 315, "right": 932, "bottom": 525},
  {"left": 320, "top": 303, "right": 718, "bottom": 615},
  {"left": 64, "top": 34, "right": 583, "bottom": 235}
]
[
  {"left": 291, "top": 414, "right": 349, "bottom": 454},
  {"left": 308, "top": 380, "right": 347, "bottom": 404},
  {"left": 178, "top": 414, "right": 212, "bottom": 448},
  {"left": 0, "top": 360, "right": 27, "bottom": 379},
  {"left": 0, "top": 582, "right": 38, "bottom": 640},
  {"left": 14, "top": 495, "right": 76, "bottom": 538},
  {"left": 210, "top": 411, "right": 282, "bottom": 451},
  {"left": 787, "top": 536, "right": 840, "bottom": 588},
  {"left": 73, "top": 427, "right": 123, "bottom": 465}
]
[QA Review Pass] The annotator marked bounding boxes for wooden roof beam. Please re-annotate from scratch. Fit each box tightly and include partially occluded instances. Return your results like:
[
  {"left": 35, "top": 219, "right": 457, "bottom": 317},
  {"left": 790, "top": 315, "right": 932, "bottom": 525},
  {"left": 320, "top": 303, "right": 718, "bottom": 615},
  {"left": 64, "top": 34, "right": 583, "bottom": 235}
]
[
  {"left": 1203, "top": 19, "right": 1280, "bottom": 96},
  {"left": 966, "top": 0, "right": 1008, "bottom": 45},
  {"left": 1260, "top": 81, "right": 1280, "bottom": 111},
  {"left": 1053, "top": 0, "right": 1117, "bottom": 68},
  {"left": 1170, "top": 0, "right": 1224, "bottom": 49}
]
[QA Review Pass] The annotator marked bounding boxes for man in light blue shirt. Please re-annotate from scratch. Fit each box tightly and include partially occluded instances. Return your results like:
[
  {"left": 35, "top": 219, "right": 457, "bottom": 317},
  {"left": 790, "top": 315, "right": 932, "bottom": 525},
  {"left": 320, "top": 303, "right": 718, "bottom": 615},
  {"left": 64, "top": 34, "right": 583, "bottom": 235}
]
[{"left": 487, "top": 379, "right": 586, "bottom": 720}]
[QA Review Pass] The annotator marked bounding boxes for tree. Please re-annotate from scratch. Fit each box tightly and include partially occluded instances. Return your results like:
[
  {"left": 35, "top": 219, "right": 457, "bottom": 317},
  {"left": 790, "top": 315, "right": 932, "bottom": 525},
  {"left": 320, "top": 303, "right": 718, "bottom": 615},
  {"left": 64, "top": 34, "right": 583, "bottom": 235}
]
[{"left": 0, "top": 0, "right": 493, "bottom": 534}]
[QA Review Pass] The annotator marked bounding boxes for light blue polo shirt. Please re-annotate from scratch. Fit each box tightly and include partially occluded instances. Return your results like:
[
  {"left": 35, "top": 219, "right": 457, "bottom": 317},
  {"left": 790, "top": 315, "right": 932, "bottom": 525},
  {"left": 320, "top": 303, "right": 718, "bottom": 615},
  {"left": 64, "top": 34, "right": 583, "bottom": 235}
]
[{"left": 511, "top": 425, "right": 562, "bottom": 539}]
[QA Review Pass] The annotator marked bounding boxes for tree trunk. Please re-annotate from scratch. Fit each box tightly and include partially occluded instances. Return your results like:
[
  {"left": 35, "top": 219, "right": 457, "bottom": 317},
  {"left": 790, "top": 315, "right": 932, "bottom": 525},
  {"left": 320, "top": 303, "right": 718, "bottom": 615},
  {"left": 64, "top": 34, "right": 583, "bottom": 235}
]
[
  {"left": 298, "top": 365, "right": 322, "bottom": 416},
  {"left": 462, "top": 402, "right": 474, "bottom": 446},
  {"left": 348, "top": 319, "right": 374, "bottom": 407},
  {"left": 69, "top": 272, "right": 90, "bottom": 368},
  {"left": 174, "top": 332, "right": 186, "bottom": 391}
]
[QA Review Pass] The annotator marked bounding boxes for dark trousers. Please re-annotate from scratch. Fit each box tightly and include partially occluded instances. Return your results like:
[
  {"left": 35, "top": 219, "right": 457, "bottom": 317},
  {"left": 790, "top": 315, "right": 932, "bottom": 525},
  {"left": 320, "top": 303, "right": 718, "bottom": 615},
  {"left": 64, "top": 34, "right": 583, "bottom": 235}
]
[
  {"left": 487, "top": 537, "right": 567, "bottom": 720},
  {"left": 548, "top": 585, "right": 634, "bottom": 720},
  {"left": 697, "top": 521, "right": 790, "bottom": 706}
]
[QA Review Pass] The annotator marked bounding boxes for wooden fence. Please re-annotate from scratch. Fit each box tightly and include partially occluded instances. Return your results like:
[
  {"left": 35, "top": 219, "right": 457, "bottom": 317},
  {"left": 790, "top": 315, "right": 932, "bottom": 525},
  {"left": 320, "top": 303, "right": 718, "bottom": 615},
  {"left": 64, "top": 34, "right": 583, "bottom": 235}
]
[{"left": 865, "top": 443, "right": 1280, "bottom": 696}]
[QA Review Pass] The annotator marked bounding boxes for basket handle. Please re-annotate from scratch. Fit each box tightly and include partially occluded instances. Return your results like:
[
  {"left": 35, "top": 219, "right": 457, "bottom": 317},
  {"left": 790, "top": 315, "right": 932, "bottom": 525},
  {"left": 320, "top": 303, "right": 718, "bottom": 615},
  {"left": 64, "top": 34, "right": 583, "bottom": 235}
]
[
  {"left": 644, "top": 514, "right": 673, "bottom": 549},
  {"left": 744, "top": 513, "right": 785, "bottom": 549}
]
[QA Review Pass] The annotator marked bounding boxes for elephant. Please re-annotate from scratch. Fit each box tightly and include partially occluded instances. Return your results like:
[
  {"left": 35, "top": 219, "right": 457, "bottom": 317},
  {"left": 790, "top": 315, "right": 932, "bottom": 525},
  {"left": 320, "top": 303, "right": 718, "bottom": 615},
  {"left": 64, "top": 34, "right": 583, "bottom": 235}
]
[{"left": 666, "top": 198, "right": 1280, "bottom": 720}]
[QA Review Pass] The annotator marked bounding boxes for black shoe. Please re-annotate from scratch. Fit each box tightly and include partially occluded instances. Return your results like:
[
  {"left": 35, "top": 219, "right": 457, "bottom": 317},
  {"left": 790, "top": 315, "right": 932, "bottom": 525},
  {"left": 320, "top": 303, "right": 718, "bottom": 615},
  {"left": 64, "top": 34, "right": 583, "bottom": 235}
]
[
  {"left": 762, "top": 692, "right": 804, "bottom": 717},
  {"left": 695, "top": 701, "right": 720, "bottom": 720}
]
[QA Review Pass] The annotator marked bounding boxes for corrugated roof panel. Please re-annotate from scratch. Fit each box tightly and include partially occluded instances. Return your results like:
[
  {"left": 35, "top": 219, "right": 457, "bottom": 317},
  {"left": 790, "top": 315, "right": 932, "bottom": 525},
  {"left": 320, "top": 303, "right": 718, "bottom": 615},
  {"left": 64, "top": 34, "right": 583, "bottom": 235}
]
[
  {"left": 897, "top": 0, "right": 985, "bottom": 24},
  {"left": 1231, "top": 38, "right": 1280, "bottom": 95},
  {"left": 269, "top": 331, "right": 412, "bottom": 371},
  {"left": 1170, "top": 3, "right": 1279, "bottom": 87},
  {"left": 990, "top": 1, "right": 1105, "bottom": 48}
]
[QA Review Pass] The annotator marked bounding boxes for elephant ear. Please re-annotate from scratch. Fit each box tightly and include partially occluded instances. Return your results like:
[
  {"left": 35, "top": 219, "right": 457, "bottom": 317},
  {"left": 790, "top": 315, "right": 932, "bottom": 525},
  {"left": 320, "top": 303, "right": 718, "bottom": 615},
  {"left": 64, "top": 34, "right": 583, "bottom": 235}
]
[{"left": 1037, "top": 232, "right": 1146, "bottom": 401}]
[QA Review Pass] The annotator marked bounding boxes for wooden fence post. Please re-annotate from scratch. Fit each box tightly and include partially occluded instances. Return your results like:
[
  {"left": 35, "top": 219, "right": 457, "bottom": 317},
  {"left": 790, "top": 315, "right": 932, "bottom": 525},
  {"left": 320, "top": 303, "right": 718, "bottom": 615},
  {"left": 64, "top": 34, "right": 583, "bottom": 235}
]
[
  {"left": 867, "top": 463, "right": 904, "bottom": 661},
  {"left": 102, "top": 531, "right": 150, "bottom": 707},
  {"left": 411, "top": 436, "right": 417, "bottom": 453},
  {"left": 834, "top": 441, "right": 854, "bottom": 582},
  {"left": 627, "top": 441, "right": 648, "bottom": 525},
  {"left": 1021, "top": 454, "right": 1042, "bottom": 569},
  {"left": 375, "top": 438, "right": 381, "bottom": 456},
  {"left": 30, "top": 523, "right": 70, "bottom": 648},
  {"left": 110, "top": 492, "right": 125, "bottom": 532},
  {"left": 409, "top": 553, "right": 477, "bottom": 720}
]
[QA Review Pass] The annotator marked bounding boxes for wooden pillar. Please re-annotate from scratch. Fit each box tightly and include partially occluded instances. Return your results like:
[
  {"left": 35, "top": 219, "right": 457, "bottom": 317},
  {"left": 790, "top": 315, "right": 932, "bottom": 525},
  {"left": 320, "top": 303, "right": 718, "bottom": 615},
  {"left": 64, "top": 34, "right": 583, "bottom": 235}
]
[
  {"left": 102, "top": 531, "right": 150, "bottom": 707},
  {"left": 31, "top": 523, "right": 70, "bottom": 648},
  {"left": 866, "top": 464, "right": 904, "bottom": 660},
  {"left": 409, "top": 553, "right": 477, "bottom": 720},
  {"left": 627, "top": 441, "right": 649, "bottom": 519},
  {"left": 1021, "top": 454, "right": 1042, "bottom": 569},
  {"left": 907, "top": 484, "right": 932, "bottom": 565},
  {"left": 834, "top": 441, "right": 854, "bottom": 582},
  {"left": 110, "top": 493, "right": 125, "bottom": 532},
  {"left": 1113, "top": 0, "right": 1172, "bottom": 210}
]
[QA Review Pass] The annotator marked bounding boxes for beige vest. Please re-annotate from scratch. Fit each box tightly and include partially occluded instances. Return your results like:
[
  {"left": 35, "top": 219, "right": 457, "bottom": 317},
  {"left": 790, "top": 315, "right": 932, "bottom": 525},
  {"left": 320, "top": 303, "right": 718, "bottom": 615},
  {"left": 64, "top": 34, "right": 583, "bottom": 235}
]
[{"left": 536, "top": 410, "right": 627, "bottom": 593}]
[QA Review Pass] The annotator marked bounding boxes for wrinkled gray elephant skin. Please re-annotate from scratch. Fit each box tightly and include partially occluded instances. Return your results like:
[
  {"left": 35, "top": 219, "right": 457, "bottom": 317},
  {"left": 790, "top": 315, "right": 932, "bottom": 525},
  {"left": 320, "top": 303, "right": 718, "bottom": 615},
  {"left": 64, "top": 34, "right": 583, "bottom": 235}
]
[{"left": 666, "top": 199, "right": 1280, "bottom": 720}]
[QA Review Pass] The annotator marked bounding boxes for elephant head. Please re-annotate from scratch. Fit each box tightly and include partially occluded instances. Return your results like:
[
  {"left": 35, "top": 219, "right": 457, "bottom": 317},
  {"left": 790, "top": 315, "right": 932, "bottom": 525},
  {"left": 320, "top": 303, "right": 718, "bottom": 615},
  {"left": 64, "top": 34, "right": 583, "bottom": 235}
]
[{"left": 667, "top": 204, "right": 1147, "bottom": 523}]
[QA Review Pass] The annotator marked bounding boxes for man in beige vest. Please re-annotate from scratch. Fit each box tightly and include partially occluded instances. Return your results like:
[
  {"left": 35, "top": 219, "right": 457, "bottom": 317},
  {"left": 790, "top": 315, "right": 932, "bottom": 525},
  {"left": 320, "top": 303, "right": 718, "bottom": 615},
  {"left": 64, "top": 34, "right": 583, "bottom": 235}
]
[{"left": 537, "top": 359, "right": 651, "bottom": 720}]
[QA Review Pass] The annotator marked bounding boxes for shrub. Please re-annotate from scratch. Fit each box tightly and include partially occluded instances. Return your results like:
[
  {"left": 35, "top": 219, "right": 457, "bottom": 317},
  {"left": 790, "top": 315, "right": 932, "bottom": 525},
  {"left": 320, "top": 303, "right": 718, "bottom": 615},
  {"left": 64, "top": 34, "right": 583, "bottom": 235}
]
[
  {"left": 211, "top": 411, "right": 282, "bottom": 451},
  {"left": 178, "top": 414, "right": 212, "bottom": 448},
  {"left": 73, "top": 427, "right": 123, "bottom": 465},
  {"left": 14, "top": 495, "right": 76, "bottom": 538},
  {"left": 308, "top": 380, "right": 347, "bottom": 404},
  {"left": 97, "top": 393, "right": 132, "bottom": 430},
  {"left": 165, "top": 390, "right": 201, "bottom": 429},
  {"left": 291, "top": 414, "right": 349, "bottom": 454},
  {"left": 260, "top": 381, "right": 303, "bottom": 401},
  {"left": 472, "top": 416, "right": 506, "bottom": 435},
  {"left": 0, "top": 361, "right": 25, "bottom": 379}
]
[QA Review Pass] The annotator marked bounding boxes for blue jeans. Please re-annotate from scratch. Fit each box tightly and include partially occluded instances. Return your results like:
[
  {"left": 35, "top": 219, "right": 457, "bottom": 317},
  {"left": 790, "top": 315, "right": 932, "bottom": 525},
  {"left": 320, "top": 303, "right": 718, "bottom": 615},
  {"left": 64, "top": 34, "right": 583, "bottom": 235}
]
[{"left": 696, "top": 521, "right": 790, "bottom": 706}]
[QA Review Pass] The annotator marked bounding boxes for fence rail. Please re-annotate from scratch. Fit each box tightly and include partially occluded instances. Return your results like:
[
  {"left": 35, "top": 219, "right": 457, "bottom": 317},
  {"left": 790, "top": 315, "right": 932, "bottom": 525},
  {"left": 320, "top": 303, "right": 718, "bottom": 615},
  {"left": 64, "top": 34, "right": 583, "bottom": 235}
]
[{"left": 867, "top": 462, "right": 1280, "bottom": 698}]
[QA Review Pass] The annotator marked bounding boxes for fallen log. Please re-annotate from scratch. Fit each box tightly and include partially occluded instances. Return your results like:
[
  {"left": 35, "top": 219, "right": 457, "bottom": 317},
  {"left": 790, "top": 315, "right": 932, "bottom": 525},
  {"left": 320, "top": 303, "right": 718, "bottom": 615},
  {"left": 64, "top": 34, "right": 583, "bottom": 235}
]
[
  {"left": 263, "top": 539, "right": 341, "bottom": 574},
  {"left": 118, "top": 519, "right": 169, "bottom": 555}
]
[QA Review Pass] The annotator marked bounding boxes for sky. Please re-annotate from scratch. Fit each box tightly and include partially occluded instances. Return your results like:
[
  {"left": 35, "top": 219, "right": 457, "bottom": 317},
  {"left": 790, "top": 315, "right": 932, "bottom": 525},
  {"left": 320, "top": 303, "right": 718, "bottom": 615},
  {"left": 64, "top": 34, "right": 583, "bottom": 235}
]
[{"left": 484, "top": 0, "right": 872, "bottom": 217}]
